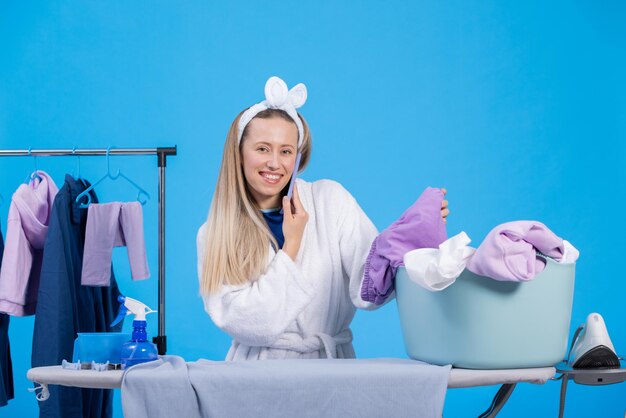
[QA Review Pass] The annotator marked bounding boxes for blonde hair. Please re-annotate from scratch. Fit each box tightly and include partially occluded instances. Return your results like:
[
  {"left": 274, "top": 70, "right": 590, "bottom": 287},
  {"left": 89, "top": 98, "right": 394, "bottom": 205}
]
[{"left": 200, "top": 109, "right": 312, "bottom": 295}]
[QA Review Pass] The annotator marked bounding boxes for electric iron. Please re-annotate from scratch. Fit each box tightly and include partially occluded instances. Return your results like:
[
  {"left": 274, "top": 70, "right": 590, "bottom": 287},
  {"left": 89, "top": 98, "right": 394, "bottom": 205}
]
[{"left": 568, "top": 313, "right": 620, "bottom": 369}]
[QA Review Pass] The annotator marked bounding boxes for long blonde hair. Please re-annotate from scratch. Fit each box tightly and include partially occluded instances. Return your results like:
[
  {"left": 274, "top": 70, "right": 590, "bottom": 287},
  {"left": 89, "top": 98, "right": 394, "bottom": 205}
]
[{"left": 200, "top": 109, "right": 312, "bottom": 295}]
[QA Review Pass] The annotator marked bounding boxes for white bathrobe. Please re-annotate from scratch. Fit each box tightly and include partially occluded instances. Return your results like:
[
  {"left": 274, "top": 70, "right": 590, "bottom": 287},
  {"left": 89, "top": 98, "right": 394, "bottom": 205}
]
[{"left": 196, "top": 179, "right": 381, "bottom": 360}]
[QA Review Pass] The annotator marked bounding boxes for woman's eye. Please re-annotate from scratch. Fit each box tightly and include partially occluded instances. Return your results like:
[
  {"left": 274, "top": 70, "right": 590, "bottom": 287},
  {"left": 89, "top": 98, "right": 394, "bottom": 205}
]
[
  {"left": 282, "top": 149, "right": 293, "bottom": 155},
  {"left": 257, "top": 147, "right": 268, "bottom": 152}
]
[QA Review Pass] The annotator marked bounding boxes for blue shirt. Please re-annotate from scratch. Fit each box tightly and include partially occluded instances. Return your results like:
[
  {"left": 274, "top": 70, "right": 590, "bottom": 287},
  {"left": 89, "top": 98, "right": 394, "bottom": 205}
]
[
  {"left": 32, "top": 175, "right": 122, "bottom": 418},
  {"left": 0, "top": 221, "right": 14, "bottom": 407},
  {"left": 261, "top": 208, "right": 284, "bottom": 249}
]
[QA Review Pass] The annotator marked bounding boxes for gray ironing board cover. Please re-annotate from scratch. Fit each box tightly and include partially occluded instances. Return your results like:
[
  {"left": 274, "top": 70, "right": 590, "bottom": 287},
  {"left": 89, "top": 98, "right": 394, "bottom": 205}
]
[{"left": 27, "top": 363, "right": 556, "bottom": 389}]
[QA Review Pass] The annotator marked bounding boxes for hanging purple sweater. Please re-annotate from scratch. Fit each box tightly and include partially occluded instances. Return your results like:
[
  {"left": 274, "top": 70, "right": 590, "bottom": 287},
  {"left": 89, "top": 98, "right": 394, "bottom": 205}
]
[
  {"left": 361, "top": 187, "right": 447, "bottom": 305},
  {"left": 0, "top": 171, "right": 58, "bottom": 316}
]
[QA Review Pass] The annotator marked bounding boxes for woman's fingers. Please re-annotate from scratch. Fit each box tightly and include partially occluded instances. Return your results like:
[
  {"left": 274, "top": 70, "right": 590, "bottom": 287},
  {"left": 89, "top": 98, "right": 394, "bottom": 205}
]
[
  {"left": 441, "top": 207, "right": 450, "bottom": 225},
  {"left": 283, "top": 196, "right": 292, "bottom": 217},
  {"left": 440, "top": 189, "right": 449, "bottom": 223},
  {"left": 291, "top": 184, "right": 304, "bottom": 214},
  {"left": 281, "top": 183, "right": 309, "bottom": 261}
]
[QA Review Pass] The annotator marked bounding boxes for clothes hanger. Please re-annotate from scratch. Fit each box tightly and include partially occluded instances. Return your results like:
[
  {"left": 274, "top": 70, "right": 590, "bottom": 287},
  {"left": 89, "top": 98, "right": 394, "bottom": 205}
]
[
  {"left": 74, "top": 147, "right": 150, "bottom": 209},
  {"left": 72, "top": 146, "right": 81, "bottom": 180},
  {"left": 24, "top": 147, "right": 43, "bottom": 184}
]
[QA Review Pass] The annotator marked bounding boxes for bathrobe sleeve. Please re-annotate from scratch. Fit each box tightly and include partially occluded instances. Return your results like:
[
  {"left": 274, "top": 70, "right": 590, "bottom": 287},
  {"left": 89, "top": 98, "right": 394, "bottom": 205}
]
[
  {"left": 197, "top": 225, "right": 314, "bottom": 347},
  {"left": 329, "top": 182, "right": 383, "bottom": 310}
]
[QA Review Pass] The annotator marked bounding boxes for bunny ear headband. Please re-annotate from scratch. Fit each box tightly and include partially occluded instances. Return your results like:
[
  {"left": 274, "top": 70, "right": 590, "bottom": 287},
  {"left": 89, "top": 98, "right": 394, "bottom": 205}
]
[{"left": 237, "top": 76, "right": 308, "bottom": 147}]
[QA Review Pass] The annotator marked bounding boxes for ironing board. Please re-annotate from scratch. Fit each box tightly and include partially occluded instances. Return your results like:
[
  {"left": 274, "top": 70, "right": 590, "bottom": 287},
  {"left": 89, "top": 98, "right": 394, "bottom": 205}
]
[{"left": 27, "top": 363, "right": 556, "bottom": 417}]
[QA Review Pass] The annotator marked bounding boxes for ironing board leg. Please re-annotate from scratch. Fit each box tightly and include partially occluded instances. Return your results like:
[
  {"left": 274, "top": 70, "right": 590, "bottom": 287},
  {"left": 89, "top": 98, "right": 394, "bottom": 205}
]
[
  {"left": 477, "top": 383, "right": 517, "bottom": 418},
  {"left": 558, "top": 375, "right": 568, "bottom": 418}
]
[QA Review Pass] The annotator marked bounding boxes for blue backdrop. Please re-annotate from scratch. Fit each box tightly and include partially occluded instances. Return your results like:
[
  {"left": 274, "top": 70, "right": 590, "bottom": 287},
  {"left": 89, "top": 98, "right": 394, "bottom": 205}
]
[{"left": 1, "top": 1, "right": 625, "bottom": 417}]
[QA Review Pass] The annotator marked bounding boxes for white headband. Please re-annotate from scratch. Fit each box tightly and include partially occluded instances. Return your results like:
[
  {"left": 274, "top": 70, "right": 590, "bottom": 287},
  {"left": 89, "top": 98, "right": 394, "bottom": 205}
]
[{"left": 237, "top": 76, "right": 308, "bottom": 147}]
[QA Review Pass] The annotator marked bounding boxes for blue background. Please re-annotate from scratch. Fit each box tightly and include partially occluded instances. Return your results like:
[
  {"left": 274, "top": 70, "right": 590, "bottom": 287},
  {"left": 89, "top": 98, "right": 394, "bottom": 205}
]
[{"left": 1, "top": 1, "right": 625, "bottom": 416}]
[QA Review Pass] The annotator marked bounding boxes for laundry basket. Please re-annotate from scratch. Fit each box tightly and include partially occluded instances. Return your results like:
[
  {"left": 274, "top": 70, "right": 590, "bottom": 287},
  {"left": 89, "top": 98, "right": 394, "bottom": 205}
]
[{"left": 395, "top": 256, "right": 575, "bottom": 369}]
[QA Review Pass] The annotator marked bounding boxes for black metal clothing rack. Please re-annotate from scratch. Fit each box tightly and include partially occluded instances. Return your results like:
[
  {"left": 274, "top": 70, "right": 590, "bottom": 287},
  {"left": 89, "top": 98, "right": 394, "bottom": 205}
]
[{"left": 0, "top": 147, "right": 177, "bottom": 355}]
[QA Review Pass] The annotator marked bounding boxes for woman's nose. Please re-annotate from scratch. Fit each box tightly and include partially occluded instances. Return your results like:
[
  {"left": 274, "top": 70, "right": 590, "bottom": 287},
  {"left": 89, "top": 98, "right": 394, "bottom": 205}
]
[{"left": 266, "top": 153, "right": 279, "bottom": 170}]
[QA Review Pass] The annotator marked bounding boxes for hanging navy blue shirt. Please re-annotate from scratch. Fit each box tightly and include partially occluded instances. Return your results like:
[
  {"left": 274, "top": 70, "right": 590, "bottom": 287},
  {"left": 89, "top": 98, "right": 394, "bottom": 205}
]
[
  {"left": 261, "top": 208, "right": 284, "bottom": 249},
  {"left": 32, "top": 175, "right": 123, "bottom": 418},
  {"left": 0, "top": 221, "right": 14, "bottom": 407}
]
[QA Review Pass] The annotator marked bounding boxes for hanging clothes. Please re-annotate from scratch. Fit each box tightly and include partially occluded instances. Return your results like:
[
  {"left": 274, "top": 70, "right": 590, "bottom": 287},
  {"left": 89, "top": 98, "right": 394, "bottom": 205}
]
[
  {"left": 32, "top": 175, "right": 123, "bottom": 418},
  {"left": 81, "top": 201, "right": 150, "bottom": 287},
  {"left": 0, "top": 171, "right": 59, "bottom": 316},
  {"left": 0, "top": 222, "right": 14, "bottom": 407}
]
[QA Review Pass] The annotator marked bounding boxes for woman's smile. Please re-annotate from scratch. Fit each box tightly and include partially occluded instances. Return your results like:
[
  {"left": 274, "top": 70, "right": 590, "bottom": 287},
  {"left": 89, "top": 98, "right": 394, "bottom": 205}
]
[{"left": 259, "top": 171, "right": 284, "bottom": 184}]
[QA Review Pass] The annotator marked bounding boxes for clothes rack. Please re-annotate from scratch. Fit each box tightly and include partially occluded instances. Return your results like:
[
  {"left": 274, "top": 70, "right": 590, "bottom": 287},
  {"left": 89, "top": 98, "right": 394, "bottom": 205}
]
[{"left": 0, "top": 147, "right": 177, "bottom": 355}]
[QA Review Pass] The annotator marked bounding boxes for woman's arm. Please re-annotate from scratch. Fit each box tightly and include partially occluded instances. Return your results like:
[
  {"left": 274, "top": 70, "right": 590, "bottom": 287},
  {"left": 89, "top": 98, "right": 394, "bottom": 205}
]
[{"left": 197, "top": 226, "right": 313, "bottom": 347}]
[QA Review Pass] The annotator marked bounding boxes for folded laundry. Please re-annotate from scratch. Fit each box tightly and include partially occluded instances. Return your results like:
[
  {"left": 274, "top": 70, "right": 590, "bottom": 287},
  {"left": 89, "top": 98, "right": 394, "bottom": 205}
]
[
  {"left": 404, "top": 231, "right": 475, "bottom": 291},
  {"left": 466, "top": 220, "right": 578, "bottom": 282},
  {"left": 362, "top": 187, "right": 447, "bottom": 304},
  {"left": 82, "top": 202, "right": 150, "bottom": 287}
]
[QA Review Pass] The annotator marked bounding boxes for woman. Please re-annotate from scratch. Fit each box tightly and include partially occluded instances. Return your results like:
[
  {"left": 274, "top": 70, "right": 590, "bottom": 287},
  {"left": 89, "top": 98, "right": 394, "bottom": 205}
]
[{"left": 197, "top": 76, "right": 449, "bottom": 360}]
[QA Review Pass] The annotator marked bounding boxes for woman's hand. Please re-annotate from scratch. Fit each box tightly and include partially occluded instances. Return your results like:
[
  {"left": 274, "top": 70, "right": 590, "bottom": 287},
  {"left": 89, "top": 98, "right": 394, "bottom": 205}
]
[
  {"left": 441, "top": 188, "right": 450, "bottom": 224},
  {"left": 282, "top": 184, "right": 309, "bottom": 261}
]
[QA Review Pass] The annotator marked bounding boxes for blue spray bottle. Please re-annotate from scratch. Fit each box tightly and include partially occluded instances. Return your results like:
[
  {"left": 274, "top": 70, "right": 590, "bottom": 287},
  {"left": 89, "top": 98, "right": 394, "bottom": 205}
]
[{"left": 111, "top": 295, "right": 159, "bottom": 368}]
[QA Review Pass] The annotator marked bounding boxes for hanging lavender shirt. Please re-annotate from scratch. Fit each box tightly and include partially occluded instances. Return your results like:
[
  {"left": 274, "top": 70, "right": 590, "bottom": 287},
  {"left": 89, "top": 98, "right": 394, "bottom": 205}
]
[
  {"left": 81, "top": 202, "right": 150, "bottom": 286},
  {"left": 0, "top": 171, "right": 58, "bottom": 316},
  {"left": 361, "top": 187, "right": 447, "bottom": 305}
]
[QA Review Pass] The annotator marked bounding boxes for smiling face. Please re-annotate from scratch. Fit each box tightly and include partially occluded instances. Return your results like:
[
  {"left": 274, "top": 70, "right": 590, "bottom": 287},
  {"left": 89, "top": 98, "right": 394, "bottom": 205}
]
[{"left": 240, "top": 116, "right": 299, "bottom": 209}]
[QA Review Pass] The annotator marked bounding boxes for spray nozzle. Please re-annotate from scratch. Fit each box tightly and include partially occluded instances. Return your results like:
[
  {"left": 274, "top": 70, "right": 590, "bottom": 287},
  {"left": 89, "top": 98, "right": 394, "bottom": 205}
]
[{"left": 111, "top": 295, "right": 157, "bottom": 327}]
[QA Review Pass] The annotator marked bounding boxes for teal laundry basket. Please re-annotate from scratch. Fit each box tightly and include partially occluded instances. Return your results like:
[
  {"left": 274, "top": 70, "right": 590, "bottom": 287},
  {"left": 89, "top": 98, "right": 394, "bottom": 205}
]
[{"left": 395, "top": 257, "right": 575, "bottom": 369}]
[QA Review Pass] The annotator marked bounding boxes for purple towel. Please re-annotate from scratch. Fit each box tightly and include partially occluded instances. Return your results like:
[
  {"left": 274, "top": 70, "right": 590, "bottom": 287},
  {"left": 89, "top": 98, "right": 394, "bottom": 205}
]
[
  {"left": 81, "top": 202, "right": 150, "bottom": 286},
  {"left": 466, "top": 221, "right": 565, "bottom": 282},
  {"left": 361, "top": 187, "right": 447, "bottom": 305}
]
